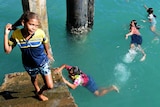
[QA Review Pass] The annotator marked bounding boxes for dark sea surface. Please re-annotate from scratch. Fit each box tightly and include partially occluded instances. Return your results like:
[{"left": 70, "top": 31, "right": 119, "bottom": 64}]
[{"left": 0, "top": 0, "right": 160, "bottom": 107}]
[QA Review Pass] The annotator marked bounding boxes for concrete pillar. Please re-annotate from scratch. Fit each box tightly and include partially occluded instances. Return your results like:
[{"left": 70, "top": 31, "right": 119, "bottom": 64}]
[
  {"left": 66, "top": 0, "right": 94, "bottom": 35},
  {"left": 88, "top": 0, "right": 94, "bottom": 28}
]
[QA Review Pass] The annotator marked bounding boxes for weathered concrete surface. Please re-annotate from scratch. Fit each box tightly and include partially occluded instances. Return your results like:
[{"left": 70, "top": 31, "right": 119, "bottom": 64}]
[{"left": 0, "top": 69, "right": 77, "bottom": 107}]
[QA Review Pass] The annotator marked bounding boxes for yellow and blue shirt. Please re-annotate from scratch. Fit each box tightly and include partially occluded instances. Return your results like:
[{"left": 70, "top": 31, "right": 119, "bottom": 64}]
[{"left": 9, "top": 29, "right": 49, "bottom": 68}]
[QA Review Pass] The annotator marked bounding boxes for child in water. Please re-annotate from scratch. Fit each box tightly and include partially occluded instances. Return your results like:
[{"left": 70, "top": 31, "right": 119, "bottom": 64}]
[
  {"left": 4, "top": 11, "right": 54, "bottom": 101},
  {"left": 125, "top": 20, "right": 146, "bottom": 61},
  {"left": 144, "top": 5, "right": 157, "bottom": 32},
  {"left": 55, "top": 64, "right": 119, "bottom": 96}
]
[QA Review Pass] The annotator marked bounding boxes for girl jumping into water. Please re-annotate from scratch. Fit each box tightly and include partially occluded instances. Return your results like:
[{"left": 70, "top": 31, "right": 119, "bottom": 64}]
[{"left": 55, "top": 64, "right": 119, "bottom": 96}]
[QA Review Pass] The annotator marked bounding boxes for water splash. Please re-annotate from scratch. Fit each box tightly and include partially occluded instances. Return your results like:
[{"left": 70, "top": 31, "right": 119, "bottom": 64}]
[
  {"left": 151, "top": 36, "right": 159, "bottom": 44},
  {"left": 123, "top": 49, "right": 137, "bottom": 63},
  {"left": 114, "top": 63, "right": 131, "bottom": 86}
]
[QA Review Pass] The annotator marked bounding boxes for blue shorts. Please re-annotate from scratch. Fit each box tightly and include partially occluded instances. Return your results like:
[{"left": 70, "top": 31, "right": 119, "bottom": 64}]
[
  {"left": 24, "top": 62, "right": 51, "bottom": 77},
  {"left": 84, "top": 76, "right": 98, "bottom": 93},
  {"left": 131, "top": 34, "right": 142, "bottom": 45}
]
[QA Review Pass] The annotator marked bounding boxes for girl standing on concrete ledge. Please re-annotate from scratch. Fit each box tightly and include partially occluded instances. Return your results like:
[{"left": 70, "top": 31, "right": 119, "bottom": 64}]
[{"left": 4, "top": 11, "right": 54, "bottom": 101}]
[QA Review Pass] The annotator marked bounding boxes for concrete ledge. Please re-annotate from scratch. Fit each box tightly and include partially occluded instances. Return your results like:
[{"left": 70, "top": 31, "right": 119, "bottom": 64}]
[{"left": 0, "top": 69, "right": 77, "bottom": 107}]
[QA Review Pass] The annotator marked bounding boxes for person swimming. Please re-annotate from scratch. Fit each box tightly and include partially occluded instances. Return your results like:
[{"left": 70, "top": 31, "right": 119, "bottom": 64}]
[{"left": 125, "top": 20, "right": 146, "bottom": 61}]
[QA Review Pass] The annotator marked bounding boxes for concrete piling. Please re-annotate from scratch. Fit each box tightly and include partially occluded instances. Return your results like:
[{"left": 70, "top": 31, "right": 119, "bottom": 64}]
[{"left": 66, "top": 0, "right": 94, "bottom": 35}]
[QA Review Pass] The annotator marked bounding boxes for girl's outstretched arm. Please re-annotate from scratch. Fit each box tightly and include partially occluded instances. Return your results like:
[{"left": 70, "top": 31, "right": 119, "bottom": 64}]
[
  {"left": 62, "top": 76, "right": 77, "bottom": 89},
  {"left": 4, "top": 23, "right": 13, "bottom": 54},
  {"left": 144, "top": 5, "right": 148, "bottom": 10},
  {"left": 54, "top": 64, "right": 67, "bottom": 73},
  {"left": 125, "top": 32, "right": 133, "bottom": 39}
]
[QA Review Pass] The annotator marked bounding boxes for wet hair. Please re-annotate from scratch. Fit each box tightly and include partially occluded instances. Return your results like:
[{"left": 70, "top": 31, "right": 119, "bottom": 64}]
[
  {"left": 69, "top": 66, "right": 81, "bottom": 75},
  {"left": 12, "top": 11, "right": 41, "bottom": 30},
  {"left": 68, "top": 66, "right": 82, "bottom": 82},
  {"left": 147, "top": 8, "right": 153, "bottom": 14},
  {"left": 22, "top": 11, "right": 40, "bottom": 23},
  {"left": 130, "top": 20, "right": 140, "bottom": 30},
  {"left": 147, "top": 8, "right": 156, "bottom": 18}
]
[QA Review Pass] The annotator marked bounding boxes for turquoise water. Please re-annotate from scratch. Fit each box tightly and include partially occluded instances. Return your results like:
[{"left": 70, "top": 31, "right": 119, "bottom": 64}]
[{"left": 1, "top": 0, "right": 160, "bottom": 107}]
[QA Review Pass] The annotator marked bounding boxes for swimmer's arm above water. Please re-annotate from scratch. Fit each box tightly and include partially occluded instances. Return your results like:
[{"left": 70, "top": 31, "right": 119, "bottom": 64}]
[
  {"left": 125, "top": 32, "right": 133, "bottom": 39},
  {"left": 144, "top": 5, "right": 148, "bottom": 11}
]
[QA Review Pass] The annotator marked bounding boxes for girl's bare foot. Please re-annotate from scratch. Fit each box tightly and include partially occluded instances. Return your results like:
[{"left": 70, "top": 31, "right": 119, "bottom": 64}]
[
  {"left": 38, "top": 94, "right": 48, "bottom": 101},
  {"left": 140, "top": 54, "right": 146, "bottom": 62},
  {"left": 112, "top": 85, "right": 119, "bottom": 93}
]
